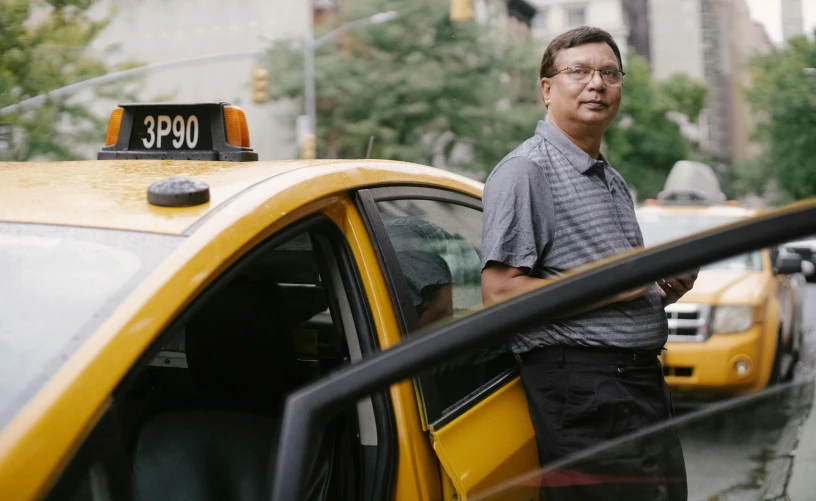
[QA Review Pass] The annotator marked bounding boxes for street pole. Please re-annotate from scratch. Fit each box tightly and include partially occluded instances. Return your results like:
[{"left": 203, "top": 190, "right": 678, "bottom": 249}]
[{"left": 302, "top": 0, "right": 317, "bottom": 159}]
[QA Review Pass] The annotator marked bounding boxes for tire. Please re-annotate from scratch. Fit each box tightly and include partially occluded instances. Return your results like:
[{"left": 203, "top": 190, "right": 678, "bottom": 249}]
[{"left": 768, "top": 329, "right": 786, "bottom": 386}]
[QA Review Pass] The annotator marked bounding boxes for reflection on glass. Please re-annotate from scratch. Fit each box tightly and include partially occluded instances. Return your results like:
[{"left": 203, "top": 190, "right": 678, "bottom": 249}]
[
  {"left": 467, "top": 380, "right": 816, "bottom": 501},
  {"left": 374, "top": 198, "right": 518, "bottom": 428},
  {"left": 0, "top": 223, "right": 179, "bottom": 426},
  {"left": 638, "top": 214, "right": 763, "bottom": 271}
]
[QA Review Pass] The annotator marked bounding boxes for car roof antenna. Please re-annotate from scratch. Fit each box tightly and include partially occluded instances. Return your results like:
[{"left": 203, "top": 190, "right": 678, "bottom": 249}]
[{"left": 366, "top": 136, "right": 375, "bottom": 160}]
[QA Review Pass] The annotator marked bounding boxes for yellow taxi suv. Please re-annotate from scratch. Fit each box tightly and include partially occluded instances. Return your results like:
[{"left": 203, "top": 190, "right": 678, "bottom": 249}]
[
  {"left": 636, "top": 161, "right": 808, "bottom": 399},
  {"left": 2, "top": 102, "right": 816, "bottom": 501}
]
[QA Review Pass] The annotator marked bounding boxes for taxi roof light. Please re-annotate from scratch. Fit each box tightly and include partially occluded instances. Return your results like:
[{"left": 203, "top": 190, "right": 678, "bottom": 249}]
[
  {"left": 98, "top": 102, "right": 258, "bottom": 162},
  {"left": 105, "top": 107, "right": 124, "bottom": 146},
  {"left": 223, "top": 105, "right": 250, "bottom": 148}
]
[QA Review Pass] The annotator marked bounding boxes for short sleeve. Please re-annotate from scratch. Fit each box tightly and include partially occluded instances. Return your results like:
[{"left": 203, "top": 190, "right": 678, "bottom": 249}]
[{"left": 481, "top": 156, "right": 555, "bottom": 272}]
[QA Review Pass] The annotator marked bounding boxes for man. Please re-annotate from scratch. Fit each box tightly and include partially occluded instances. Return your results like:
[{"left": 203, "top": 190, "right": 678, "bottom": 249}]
[
  {"left": 383, "top": 215, "right": 454, "bottom": 327},
  {"left": 481, "top": 27, "right": 696, "bottom": 500}
]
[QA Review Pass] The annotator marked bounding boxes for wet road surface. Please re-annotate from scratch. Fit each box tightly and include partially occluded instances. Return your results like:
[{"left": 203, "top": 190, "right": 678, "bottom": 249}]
[{"left": 679, "top": 284, "right": 816, "bottom": 501}]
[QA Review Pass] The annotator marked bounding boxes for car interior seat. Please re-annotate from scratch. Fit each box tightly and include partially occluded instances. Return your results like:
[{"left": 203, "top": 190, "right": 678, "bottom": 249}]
[{"left": 131, "top": 277, "right": 353, "bottom": 501}]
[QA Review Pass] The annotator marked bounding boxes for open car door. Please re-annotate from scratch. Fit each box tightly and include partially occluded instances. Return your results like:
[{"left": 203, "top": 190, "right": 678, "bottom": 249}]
[{"left": 269, "top": 199, "right": 816, "bottom": 501}]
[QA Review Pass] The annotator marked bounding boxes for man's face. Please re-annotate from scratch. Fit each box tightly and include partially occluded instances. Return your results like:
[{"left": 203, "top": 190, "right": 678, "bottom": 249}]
[{"left": 541, "top": 42, "right": 622, "bottom": 130}]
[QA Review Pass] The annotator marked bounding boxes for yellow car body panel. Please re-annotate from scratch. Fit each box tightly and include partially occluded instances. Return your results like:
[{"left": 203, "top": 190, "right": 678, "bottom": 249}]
[
  {"left": 0, "top": 160, "right": 304, "bottom": 234},
  {"left": 0, "top": 159, "right": 483, "bottom": 501},
  {"left": 680, "top": 270, "right": 770, "bottom": 305},
  {"left": 323, "top": 199, "right": 443, "bottom": 501},
  {"left": 430, "top": 377, "right": 538, "bottom": 500},
  {"left": 0, "top": 159, "right": 481, "bottom": 235},
  {"left": 664, "top": 325, "right": 766, "bottom": 390}
]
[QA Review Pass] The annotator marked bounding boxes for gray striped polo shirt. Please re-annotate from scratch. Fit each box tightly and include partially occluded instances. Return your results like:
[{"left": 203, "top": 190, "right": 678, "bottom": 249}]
[{"left": 481, "top": 120, "right": 668, "bottom": 353}]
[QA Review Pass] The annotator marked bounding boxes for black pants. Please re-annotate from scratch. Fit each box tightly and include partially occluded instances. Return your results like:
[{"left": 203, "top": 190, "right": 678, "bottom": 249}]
[{"left": 520, "top": 347, "right": 688, "bottom": 501}]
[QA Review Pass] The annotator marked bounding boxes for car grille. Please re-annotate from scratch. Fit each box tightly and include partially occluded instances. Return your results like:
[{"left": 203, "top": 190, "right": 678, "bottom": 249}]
[{"left": 665, "top": 303, "right": 711, "bottom": 342}]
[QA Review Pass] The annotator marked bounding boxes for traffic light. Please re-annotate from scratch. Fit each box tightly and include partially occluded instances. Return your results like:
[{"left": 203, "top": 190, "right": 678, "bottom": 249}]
[
  {"left": 450, "top": 0, "right": 474, "bottom": 21},
  {"left": 251, "top": 66, "right": 270, "bottom": 105}
]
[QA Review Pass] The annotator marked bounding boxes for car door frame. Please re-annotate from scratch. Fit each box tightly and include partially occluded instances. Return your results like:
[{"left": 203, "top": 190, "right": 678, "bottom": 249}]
[
  {"left": 269, "top": 200, "right": 816, "bottom": 501},
  {"left": 109, "top": 210, "right": 398, "bottom": 501},
  {"left": 356, "top": 186, "right": 521, "bottom": 430}
]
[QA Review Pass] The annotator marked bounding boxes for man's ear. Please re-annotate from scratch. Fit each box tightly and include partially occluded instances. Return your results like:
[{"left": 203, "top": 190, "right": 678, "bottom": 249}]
[{"left": 541, "top": 78, "right": 552, "bottom": 107}]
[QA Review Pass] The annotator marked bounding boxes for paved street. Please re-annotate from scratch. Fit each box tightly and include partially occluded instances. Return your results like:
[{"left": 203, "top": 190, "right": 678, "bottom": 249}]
[{"left": 679, "top": 284, "right": 816, "bottom": 501}]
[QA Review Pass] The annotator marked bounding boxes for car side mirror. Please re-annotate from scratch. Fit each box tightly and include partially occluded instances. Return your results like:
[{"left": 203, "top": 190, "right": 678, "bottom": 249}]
[{"left": 774, "top": 252, "right": 804, "bottom": 275}]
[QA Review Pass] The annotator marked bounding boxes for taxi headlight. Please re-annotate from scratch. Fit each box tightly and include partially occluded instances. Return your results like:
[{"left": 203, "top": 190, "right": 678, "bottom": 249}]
[{"left": 712, "top": 306, "right": 753, "bottom": 334}]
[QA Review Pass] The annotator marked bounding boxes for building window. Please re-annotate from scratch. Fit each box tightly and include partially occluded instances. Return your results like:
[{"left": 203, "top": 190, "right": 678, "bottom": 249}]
[
  {"left": 566, "top": 6, "right": 586, "bottom": 27},
  {"left": 532, "top": 8, "right": 548, "bottom": 34}
]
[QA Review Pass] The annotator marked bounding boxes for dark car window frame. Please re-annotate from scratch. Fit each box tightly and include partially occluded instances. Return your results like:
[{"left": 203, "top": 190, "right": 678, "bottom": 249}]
[
  {"left": 99, "top": 213, "right": 395, "bottom": 501},
  {"left": 269, "top": 200, "right": 816, "bottom": 501},
  {"left": 355, "top": 186, "right": 520, "bottom": 430}
]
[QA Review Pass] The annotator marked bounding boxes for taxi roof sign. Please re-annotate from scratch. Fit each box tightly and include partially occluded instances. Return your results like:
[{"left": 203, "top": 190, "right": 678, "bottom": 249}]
[{"left": 98, "top": 102, "right": 258, "bottom": 162}]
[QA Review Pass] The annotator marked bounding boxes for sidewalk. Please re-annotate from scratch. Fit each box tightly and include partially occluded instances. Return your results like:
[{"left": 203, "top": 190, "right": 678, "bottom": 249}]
[{"left": 787, "top": 382, "right": 816, "bottom": 500}]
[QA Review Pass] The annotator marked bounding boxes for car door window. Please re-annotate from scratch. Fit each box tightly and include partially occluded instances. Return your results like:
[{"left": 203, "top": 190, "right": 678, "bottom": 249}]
[
  {"left": 360, "top": 188, "right": 518, "bottom": 428},
  {"left": 44, "top": 215, "right": 377, "bottom": 501}
]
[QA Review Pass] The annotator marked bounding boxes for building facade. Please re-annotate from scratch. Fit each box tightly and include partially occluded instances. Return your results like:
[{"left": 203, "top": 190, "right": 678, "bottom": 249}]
[
  {"left": 527, "top": 0, "right": 630, "bottom": 60},
  {"left": 621, "top": 0, "right": 651, "bottom": 63},
  {"left": 729, "top": 4, "right": 774, "bottom": 161},
  {"left": 91, "top": 0, "right": 310, "bottom": 161},
  {"left": 649, "top": 0, "right": 771, "bottom": 161},
  {"left": 782, "top": 0, "right": 805, "bottom": 42}
]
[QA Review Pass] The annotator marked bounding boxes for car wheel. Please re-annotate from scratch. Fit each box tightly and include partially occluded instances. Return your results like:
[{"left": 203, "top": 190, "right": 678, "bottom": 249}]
[
  {"left": 768, "top": 329, "right": 786, "bottom": 386},
  {"left": 787, "top": 328, "right": 802, "bottom": 382}
]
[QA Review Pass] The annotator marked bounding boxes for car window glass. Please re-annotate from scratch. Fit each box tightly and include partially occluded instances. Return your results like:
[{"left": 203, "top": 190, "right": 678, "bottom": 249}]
[
  {"left": 637, "top": 214, "right": 763, "bottom": 271},
  {"left": 0, "top": 223, "right": 181, "bottom": 429},
  {"left": 374, "top": 198, "right": 518, "bottom": 426},
  {"left": 465, "top": 378, "right": 816, "bottom": 501},
  {"left": 351, "top": 239, "right": 816, "bottom": 501}
]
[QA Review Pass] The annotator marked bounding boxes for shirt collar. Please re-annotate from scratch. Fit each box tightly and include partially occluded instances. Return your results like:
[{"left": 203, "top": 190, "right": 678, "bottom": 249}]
[{"left": 535, "top": 120, "right": 606, "bottom": 174}]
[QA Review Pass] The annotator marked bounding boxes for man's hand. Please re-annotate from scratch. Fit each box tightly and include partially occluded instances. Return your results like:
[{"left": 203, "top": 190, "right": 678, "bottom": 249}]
[{"left": 657, "top": 272, "right": 697, "bottom": 306}]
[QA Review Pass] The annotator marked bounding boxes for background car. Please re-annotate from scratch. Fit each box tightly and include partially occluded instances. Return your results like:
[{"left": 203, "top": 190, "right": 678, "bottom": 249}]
[{"left": 637, "top": 162, "right": 808, "bottom": 399}]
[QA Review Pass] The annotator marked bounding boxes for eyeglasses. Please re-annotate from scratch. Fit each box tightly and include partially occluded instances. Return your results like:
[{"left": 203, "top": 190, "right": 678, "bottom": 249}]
[{"left": 549, "top": 65, "right": 625, "bottom": 86}]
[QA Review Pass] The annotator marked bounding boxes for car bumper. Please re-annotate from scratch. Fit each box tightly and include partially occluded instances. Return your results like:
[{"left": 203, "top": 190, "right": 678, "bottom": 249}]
[{"left": 662, "top": 325, "right": 763, "bottom": 397}]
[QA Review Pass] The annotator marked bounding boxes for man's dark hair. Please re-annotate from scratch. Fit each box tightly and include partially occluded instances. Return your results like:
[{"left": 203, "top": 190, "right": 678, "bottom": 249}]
[{"left": 539, "top": 26, "right": 623, "bottom": 80}]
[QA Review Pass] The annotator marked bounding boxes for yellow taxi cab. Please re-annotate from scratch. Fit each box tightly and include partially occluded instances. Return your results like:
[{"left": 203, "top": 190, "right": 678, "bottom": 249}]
[
  {"left": 0, "top": 102, "right": 540, "bottom": 501},
  {"left": 2, "top": 103, "right": 816, "bottom": 501},
  {"left": 636, "top": 161, "right": 807, "bottom": 399}
]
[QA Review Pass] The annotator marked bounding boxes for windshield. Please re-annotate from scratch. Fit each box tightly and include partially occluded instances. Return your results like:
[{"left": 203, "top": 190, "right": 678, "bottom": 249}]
[
  {"left": 0, "top": 223, "right": 180, "bottom": 426},
  {"left": 637, "top": 214, "right": 764, "bottom": 272}
]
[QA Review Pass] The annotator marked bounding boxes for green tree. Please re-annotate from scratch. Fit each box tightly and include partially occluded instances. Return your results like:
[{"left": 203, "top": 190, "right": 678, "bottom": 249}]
[
  {"left": 744, "top": 32, "right": 816, "bottom": 200},
  {"left": 264, "top": 0, "right": 541, "bottom": 172},
  {"left": 658, "top": 73, "right": 708, "bottom": 123},
  {"left": 604, "top": 53, "right": 702, "bottom": 199},
  {"left": 0, "top": 0, "right": 142, "bottom": 161}
]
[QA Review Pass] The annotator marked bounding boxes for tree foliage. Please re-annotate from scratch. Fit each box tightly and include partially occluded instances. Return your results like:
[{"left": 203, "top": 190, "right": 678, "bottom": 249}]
[
  {"left": 744, "top": 32, "right": 816, "bottom": 200},
  {"left": 604, "top": 52, "right": 701, "bottom": 199},
  {"left": 265, "top": 0, "right": 541, "bottom": 172},
  {"left": 264, "top": 0, "right": 703, "bottom": 195},
  {"left": 0, "top": 0, "right": 142, "bottom": 161},
  {"left": 657, "top": 73, "right": 708, "bottom": 123}
]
